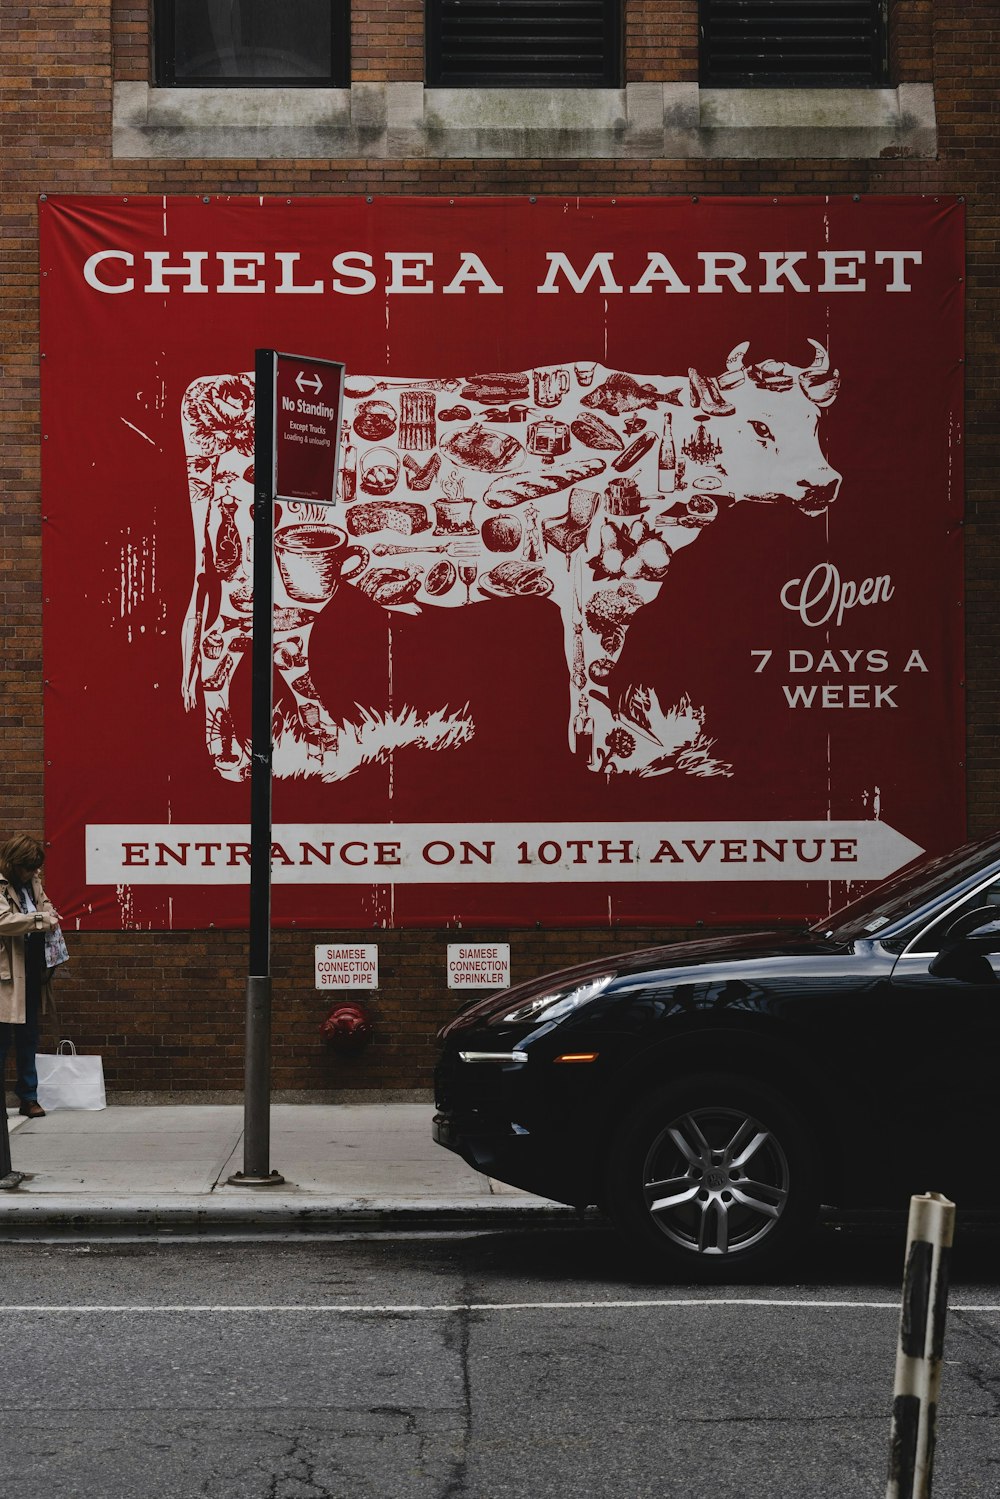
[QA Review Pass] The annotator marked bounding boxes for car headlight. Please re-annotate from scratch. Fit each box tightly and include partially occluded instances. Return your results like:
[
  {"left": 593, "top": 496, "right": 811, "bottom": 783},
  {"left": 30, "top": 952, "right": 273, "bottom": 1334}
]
[{"left": 490, "top": 974, "right": 615, "bottom": 1027}]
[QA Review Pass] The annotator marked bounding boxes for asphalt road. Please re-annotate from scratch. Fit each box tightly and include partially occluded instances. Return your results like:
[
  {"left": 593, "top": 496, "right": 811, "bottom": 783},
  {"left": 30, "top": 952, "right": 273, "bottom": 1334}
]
[{"left": 3, "top": 1220, "right": 1000, "bottom": 1499}]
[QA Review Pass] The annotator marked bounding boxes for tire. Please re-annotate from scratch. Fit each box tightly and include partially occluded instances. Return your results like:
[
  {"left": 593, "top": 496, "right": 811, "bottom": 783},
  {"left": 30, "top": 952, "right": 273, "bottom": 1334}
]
[{"left": 604, "top": 1072, "right": 820, "bottom": 1279}]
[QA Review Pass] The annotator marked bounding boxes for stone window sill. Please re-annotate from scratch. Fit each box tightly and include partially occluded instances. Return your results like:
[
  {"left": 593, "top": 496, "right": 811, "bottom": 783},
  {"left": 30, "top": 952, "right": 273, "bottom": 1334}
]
[{"left": 113, "top": 81, "right": 936, "bottom": 160}]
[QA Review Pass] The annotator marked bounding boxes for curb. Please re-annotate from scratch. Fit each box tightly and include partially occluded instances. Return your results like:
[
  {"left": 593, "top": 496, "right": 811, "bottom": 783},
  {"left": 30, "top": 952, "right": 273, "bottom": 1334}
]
[{"left": 0, "top": 1194, "right": 598, "bottom": 1235}]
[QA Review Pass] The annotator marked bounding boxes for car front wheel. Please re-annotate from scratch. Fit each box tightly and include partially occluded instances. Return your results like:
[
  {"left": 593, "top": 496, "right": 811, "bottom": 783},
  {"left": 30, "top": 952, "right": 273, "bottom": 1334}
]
[{"left": 605, "top": 1073, "right": 820, "bottom": 1277}]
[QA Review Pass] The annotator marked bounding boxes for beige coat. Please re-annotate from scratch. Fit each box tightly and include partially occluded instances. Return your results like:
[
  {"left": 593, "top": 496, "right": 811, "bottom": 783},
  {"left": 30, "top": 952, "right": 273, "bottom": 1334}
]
[{"left": 0, "top": 873, "right": 57, "bottom": 1026}]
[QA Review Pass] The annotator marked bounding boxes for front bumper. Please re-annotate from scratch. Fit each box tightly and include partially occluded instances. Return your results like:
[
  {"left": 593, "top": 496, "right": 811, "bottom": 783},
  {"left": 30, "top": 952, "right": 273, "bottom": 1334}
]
[
  {"left": 432, "top": 1040, "right": 606, "bottom": 1207},
  {"left": 432, "top": 1109, "right": 594, "bottom": 1207}
]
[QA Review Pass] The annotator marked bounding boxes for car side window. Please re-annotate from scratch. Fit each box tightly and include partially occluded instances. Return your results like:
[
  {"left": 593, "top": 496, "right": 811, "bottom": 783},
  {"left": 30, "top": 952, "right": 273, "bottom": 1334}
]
[{"left": 912, "top": 877, "right": 1000, "bottom": 953}]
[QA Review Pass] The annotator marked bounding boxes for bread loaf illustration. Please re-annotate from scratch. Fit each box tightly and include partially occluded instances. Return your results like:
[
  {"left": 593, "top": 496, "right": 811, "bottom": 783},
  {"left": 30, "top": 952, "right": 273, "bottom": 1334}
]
[{"left": 482, "top": 459, "right": 606, "bottom": 509}]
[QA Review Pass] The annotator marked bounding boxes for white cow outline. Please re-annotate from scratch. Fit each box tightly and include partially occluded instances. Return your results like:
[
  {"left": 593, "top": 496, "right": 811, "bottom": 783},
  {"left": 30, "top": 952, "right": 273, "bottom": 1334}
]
[{"left": 179, "top": 344, "right": 841, "bottom": 782}]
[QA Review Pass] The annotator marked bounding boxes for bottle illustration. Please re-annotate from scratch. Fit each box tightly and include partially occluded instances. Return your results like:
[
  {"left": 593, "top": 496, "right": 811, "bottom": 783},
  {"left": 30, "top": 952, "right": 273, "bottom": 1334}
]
[
  {"left": 214, "top": 496, "right": 242, "bottom": 579},
  {"left": 523, "top": 504, "right": 545, "bottom": 562},
  {"left": 338, "top": 420, "right": 356, "bottom": 503},
  {"left": 658, "top": 411, "right": 676, "bottom": 494},
  {"left": 573, "top": 697, "right": 594, "bottom": 764}
]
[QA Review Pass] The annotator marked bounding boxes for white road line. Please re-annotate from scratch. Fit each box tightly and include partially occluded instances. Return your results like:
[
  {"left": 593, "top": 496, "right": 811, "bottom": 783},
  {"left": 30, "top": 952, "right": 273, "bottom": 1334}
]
[{"left": 1, "top": 1299, "right": 999, "bottom": 1315}]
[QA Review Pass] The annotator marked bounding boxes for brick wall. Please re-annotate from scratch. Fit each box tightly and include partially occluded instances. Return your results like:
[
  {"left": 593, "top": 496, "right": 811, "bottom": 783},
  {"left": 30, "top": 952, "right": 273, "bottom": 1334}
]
[
  {"left": 353, "top": 0, "right": 424, "bottom": 81},
  {"left": 110, "top": 0, "right": 148, "bottom": 81},
  {"left": 889, "top": 0, "right": 933, "bottom": 82},
  {"left": 626, "top": 1, "right": 698, "bottom": 81},
  {"left": 2, "top": 2, "right": 997, "bottom": 1094}
]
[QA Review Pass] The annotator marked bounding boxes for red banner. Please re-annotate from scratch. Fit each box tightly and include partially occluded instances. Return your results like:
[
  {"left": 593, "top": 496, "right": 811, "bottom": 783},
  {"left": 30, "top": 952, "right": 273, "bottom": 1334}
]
[{"left": 39, "top": 195, "right": 965, "bottom": 930}]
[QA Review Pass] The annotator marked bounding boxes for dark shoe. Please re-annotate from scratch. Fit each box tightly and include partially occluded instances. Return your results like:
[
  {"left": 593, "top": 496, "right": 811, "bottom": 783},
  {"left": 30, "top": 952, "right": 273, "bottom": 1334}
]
[{"left": 18, "top": 1101, "right": 45, "bottom": 1118}]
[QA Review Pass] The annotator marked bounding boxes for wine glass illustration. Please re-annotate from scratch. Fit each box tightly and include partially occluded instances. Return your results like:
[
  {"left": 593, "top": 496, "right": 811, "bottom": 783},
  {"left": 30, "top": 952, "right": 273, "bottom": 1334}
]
[
  {"left": 459, "top": 558, "right": 478, "bottom": 602},
  {"left": 452, "top": 539, "right": 479, "bottom": 602}
]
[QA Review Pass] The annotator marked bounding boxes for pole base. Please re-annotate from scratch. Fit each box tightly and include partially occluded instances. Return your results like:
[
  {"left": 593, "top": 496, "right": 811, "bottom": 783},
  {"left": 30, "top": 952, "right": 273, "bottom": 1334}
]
[{"left": 226, "top": 1170, "right": 286, "bottom": 1188}]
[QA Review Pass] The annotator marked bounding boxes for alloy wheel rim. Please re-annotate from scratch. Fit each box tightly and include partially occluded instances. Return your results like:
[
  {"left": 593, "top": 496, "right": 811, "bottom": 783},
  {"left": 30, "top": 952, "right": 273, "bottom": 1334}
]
[{"left": 641, "top": 1105, "right": 790, "bottom": 1256}]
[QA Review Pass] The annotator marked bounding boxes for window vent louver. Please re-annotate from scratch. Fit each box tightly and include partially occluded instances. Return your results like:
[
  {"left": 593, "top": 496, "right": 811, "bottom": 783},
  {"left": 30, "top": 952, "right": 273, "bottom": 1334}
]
[
  {"left": 701, "top": 1, "right": 888, "bottom": 87},
  {"left": 427, "top": 1, "right": 621, "bottom": 87}
]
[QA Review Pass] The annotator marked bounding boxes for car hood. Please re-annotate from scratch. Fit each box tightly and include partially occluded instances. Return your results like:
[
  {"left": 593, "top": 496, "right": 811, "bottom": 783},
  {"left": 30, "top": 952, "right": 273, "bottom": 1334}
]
[{"left": 440, "top": 927, "right": 839, "bottom": 1035}]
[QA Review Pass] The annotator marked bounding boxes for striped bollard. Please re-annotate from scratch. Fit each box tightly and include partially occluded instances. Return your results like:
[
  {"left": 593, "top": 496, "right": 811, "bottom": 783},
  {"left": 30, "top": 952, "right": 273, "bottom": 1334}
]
[{"left": 886, "top": 1192, "right": 956, "bottom": 1499}]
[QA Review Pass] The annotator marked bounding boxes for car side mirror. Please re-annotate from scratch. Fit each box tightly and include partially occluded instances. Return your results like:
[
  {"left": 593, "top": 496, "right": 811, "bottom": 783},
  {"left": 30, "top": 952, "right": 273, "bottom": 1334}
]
[
  {"left": 960, "top": 918, "right": 1000, "bottom": 946},
  {"left": 928, "top": 917, "right": 1000, "bottom": 980},
  {"left": 945, "top": 904, "right": 1000, "bottom": 944}
]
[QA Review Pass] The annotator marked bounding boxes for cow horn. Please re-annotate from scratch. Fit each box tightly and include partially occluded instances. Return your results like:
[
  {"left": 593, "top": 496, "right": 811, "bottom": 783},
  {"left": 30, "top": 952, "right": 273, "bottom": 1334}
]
[
  {"left": 800, "top": 370, "right": 841, "bottom": 407},
  {"left": 802, "top": 338, "right": 830, "bottom": 377},
  {"left": 800, "top": 339, "right": 839, "bottom": 405}
]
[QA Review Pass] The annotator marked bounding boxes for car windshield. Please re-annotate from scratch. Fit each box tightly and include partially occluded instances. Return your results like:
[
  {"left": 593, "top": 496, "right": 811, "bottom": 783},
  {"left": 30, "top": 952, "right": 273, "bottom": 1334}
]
[{"left": 814, "top": 833, "right": 1000, "bottom": 941}]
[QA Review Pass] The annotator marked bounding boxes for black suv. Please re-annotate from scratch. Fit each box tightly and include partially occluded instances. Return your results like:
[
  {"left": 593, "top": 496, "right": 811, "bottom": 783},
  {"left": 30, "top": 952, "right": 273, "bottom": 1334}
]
[{"left": 434, "top": 833, "right": 1000, "bottom": 1275}]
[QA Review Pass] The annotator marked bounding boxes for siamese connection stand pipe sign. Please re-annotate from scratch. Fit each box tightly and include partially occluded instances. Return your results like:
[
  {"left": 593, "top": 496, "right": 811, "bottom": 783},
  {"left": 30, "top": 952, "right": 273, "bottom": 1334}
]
[{"left": 886, "top": 1193, "right": 956, "bottom": 1499}]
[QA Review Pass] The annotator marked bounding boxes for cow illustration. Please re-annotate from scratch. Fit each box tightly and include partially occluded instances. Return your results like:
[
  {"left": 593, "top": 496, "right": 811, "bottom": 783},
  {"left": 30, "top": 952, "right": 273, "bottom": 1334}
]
[{"left": 179, "top": 342, "right": 841, "bottom": 782}]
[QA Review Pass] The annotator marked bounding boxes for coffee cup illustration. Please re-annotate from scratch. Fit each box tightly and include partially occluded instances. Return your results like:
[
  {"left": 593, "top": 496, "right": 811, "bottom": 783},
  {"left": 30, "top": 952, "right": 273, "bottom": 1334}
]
[
  {"left": 275, "top": 525, "right": 368, "bottom": 603},
  {"left": 533, "top": 368, "right": 571, "bottom": 408}
]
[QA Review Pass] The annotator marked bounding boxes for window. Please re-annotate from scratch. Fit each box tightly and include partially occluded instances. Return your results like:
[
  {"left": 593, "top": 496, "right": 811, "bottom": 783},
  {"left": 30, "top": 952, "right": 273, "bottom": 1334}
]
[
  {"left": 155, "top": 1, "right": 349, "bottom": 86},
  {"left": 426, "top": 1, "right": 622, "bottom": 88},
  {"left": 700, "top": 1, "right": 888, "bottom": 88},
  {"left": 909, "top": 878, "right": 1000, "bottom": 957}
]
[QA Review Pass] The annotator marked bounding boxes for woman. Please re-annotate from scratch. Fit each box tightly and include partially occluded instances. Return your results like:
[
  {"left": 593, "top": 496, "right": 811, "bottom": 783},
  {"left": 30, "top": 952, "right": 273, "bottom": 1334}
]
[{"left": 0, "top": 835, "right": 59, "bottom": 1118}]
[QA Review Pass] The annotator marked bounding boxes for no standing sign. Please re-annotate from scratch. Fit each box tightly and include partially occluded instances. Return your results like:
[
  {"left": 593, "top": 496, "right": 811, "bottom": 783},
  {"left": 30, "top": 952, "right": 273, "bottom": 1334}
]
[{"left": 274, "top": 353, "right": 345, "bottom": 504}]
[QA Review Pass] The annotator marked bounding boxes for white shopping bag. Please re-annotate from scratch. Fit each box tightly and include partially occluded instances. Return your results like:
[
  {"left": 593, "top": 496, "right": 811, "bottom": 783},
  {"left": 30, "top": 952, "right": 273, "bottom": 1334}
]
[{"left": 35, "top": 1039, "right": 107, "bottom": 1112}]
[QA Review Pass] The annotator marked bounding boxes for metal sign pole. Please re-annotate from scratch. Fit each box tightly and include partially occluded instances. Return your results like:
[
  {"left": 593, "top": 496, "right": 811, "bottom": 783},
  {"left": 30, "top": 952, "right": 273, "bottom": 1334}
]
[
  {"left": 228, "top": 347, "right": 342, "bottom": 1188},
  {"left": 229, "top": 347, "right": 284, "bottom": 1186}
]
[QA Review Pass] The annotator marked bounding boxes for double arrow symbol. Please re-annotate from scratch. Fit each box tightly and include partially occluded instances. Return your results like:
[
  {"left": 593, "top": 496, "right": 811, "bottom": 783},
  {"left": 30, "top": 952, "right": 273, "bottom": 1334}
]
[{"left": 295, "top": 370, "right": 323, "bottom": 395}]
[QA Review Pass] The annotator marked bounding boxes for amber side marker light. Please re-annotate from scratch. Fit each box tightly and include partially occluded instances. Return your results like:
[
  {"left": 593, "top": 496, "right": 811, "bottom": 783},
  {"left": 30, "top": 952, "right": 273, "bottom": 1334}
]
[{"left": 553, "top": 1052, "right": 599, "bottom": 1064}]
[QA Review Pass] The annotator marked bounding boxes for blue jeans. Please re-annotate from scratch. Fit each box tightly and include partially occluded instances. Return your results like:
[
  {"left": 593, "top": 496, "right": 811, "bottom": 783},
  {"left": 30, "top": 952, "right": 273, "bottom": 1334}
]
[{"left": 0, "top": 940, "right": 43, "bottom": 1103}]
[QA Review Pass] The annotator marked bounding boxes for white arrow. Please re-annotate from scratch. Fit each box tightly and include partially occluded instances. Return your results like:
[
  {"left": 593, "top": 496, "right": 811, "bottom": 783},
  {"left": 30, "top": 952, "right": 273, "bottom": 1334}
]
[
  {"left": 85, "top": 821, "right": 926, "bottom": 886},
  {"left": 295, "top": 371, "right": 323, "bottom": 395}
]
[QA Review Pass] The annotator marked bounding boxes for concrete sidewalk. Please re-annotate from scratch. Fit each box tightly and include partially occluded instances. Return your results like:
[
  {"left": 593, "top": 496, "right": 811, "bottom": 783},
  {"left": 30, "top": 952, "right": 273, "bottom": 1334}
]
[{"left": 0, "top": 1103, "right": 580, "bottom": 1233}]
